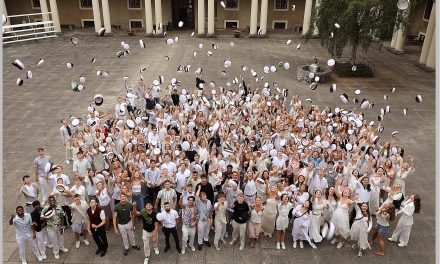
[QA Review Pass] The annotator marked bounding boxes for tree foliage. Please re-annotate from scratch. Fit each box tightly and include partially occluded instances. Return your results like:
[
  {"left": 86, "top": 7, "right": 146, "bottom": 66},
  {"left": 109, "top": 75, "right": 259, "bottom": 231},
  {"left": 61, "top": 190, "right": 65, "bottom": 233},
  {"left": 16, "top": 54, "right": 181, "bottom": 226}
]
[{"left": 307, "top": 0, "right": 418, "bottom": 62}]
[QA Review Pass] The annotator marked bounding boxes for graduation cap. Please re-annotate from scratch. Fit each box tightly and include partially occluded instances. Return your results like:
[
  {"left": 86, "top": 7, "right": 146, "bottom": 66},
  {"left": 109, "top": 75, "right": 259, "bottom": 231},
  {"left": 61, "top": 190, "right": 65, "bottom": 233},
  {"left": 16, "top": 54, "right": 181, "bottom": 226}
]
[
  {"left": 71, "top": 37, "right": 78, "bottom": 45},
  {"left": 12, "top": 59, "right": 25, "bottom": 70},
  {"left": 391, "top": 131, "right": 399, "bottom": 137},
  {"left": 403, "top": 108, "right": 408, "bottom": 116},
  {"left": 66, "top": 62, "right": 73, "bottom": 69},
  {"left": 36, "top": 58, "right": 45, "bottom": 66},
  {"left": 391, "top": 87, "right": 396, "bottom": 93},
  {"left": 212, "top": 43, "right": 218, "bottom": 50},
  {"left": 136, "top": 109, "right": 142, "bottom": 115},
  {"left": 94, "top": 94, "right": 103, "bottom": 106},
  {"left": 355, "top": 89, "right": 361, "bottom": 95},
  {"left": 296, "top": 44, "right": 301, "bottom": 49},
  {"left": 164, "top": 56, "right": 170, "bottom": 61},
  {"left": 153, "top": 79, "right": 160, "bottom": 86},
  {"left": 207, "top": 51, "right": 213, "bottom": 56},
  {"left": 270, "top": 66, "right": 277, "bottom": 72},
  {"left": 91, "top": 58, "right": 96, "bottom": 63},
  {"left": 352, "top": 65, "right": 357, "bottom": 71},
  {"left": 377, "top": 126, "right": 384, "bottom": 133},
  {"left": 353, "top": 98, "right": 359, "bottom": 104},
  {"left": 327, "top": 59, "right": 335, "bottom": 66},
  {"left": 378, "top": 115, "right": 383, "bottom": 121},
  {"left": 340, "top": 93, "right": 348, "bottom": 103},
  {"left": 139, "top": 39, "right": 146, "bottom": 48},
  {"left": 159, "top": 75, "right": 164, "bottom": 84},
  {"left": 360, "top": 99, "right": 369, "bottom": 109},
  {"left": 42, "top": 207, "right": 55, "bottom": 218},
  {"left": 397, "top": 0, "right": 409, "bottom": 10},
  {"left": 78, "top": 84, "right": 84, "bottom": 91},
  {"left": 198, "top": 43, "right": 204, "bottom": 49},
  {"left": 415, "top": 95, "right": 422, "bottom": 103},
  {"left": 287, "top": 39, "right": 292, "bottom": 45},
  {"left": 178, "top": 21, "right": 184, "bottom": 27},
  {"left": 16, "top": 78, "right": 24, "bottom": 86},
  {"left": 126, "top": 119, "right": 135, "bottom": 129},
  {"left": 220, "top": 1, "right": 226, "bottom": 8},
  {"left": 330, "top": 32, "right": 334, "bottom": 38},
  {"left": 191, "top": 32, "right": 195, "bottom": 37},
  {"left": 79, "top": 75, "right": 85, "bottom": 83},
  {"left": 224, "top": 60, "right": 232, "bottom": 68},
  {"left": 257, "top": 28, "right": 262, "bottom": 36},
  {"left": 263, "top": 66, "right": 269, "bottom": 73},
  {"left": 291, "top": 4, "right": 296, "bottom": 11},
  {"left": 230, "top": 42, "right": 235, "bottom": 47},
  {"left": 177, "top": 65, "right": 183, "bottom": 72},
  {"left": 305, "top": 98, "right": 312, "bottom": 103},
  {"left": 166, "top": 38, "right": 174, "bottom": 45},
  {"left": 310, "top": 82, "right": 318, "bottom": 90},
  {"left": 335, "top": 23, "right": 340, "bottom": 28},
  {"left": 330, "top": 83, "right": 336, "bottom": 93},
  {"left": 102, "top": 71, "right": 109, "bottom": 77},
  {"left": 98, "top": 27, "right": 106, "bottom": 37},
  {"left": 386, "top": 105, "right": 390, "bottom": 113},
  {"left": 26, "top": 71, "right": 33, "bottom": 79},
  {"left": 193, "top": 51, "right": 197, "bottom": 58}
]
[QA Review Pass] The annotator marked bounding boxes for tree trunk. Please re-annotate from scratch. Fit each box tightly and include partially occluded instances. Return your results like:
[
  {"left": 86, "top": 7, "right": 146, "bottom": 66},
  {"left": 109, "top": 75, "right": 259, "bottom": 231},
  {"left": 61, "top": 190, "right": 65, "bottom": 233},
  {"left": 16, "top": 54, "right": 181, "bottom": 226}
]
[{"left": 351, "top": 45, "right": 358, "bottom": 65}]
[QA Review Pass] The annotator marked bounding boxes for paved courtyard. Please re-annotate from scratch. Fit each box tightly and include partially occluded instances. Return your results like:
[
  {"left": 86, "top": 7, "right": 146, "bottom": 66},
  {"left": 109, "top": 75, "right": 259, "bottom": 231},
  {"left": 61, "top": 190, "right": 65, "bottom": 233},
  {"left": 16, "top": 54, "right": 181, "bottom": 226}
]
[{"left": 2, "top": 29, "right": 436, "bottom": 264}]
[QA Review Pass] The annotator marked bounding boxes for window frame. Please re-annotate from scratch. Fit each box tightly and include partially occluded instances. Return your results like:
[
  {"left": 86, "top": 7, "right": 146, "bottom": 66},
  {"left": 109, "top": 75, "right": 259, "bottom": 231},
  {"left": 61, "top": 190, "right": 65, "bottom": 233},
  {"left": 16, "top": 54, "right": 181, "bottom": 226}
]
[
  {"left": 224, "top": 0, "right": 239, "bottom": 11},
  {"left": 81, "top": 19, "right": 95, "bottom": 28},
  {"left": 129, "top": 19, "right": 144, "bottom": 29},
  {"left": 128, "top": 0, "right": 143, "bottom": 10},
  {"left": 31, "top": 0, "right": 41, "bottom": 10},
  {"left": 79, "top": 0, "right": 93, "bottom": 10},
  {"left": 274, "top": 0, "right": 289, "bottom": 11},
  {"left": 272, "top": 20, "right": 288, "bottom": 29},
  {"left": 224, "top": 20, "right": 239, "bottom": 29}
]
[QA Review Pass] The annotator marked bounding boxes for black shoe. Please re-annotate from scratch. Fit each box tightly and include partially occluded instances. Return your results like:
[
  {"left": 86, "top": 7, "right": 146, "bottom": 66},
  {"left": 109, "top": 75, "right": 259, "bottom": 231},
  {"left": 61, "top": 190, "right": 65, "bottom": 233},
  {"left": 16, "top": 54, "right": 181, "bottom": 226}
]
[
  {"left": 100, "top": 251, "right": 106, "bottom": 257},
  {"left": 198, "top": 244, "right": 202, "bottom": 251},
  {"left": 124, "top": 249, "right": 129, "bottom": 256},
  {"left": 176, "top": 247, "right": 181, "bottom": 253},
  {"left": 132, "top": 245, "right": 141, "bottom": 251},
  {"left": 164, "top": 247, "right": 170, "bottom": 253},
  {"left": 95, "top": 249, "right": 101, "bottom": 255},
  {"left": 204, "top": 241, "right": 211, "bottom": 247}
]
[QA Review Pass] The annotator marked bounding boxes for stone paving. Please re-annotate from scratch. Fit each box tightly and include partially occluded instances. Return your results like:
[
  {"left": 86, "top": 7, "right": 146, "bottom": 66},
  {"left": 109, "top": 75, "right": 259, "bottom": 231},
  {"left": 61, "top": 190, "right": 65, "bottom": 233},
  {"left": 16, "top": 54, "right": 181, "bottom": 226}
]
[{"left": 2, "top": 29, "right": 436, "bottom": 264}]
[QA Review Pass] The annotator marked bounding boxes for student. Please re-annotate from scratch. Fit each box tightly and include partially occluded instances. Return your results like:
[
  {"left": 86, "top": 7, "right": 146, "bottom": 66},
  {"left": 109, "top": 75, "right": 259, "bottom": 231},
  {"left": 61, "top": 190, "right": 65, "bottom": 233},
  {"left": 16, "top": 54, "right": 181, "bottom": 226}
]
[
  {"left": 69, "top": 194, "right": 90, "bottom": 248},
  {"left": 213, "top": 193, "right": 228, "bottom": 250},
  {"left": 179, "top": 195, "right": 197, "bottom": 254},
  {"left": 136, "top": 202, "right": 160, "bottom": 264},
  {"left": 17, "top": 175, "right": 40, "bottom": 213},
  {"left": 40, "top": 196, "right": 68, "bottom": 259},
  {"left": 86, "top": 198, "right": 108, "bottom": 257},
  {"left": 369, "top": 203, "right": 396, "bottom": 256},
  {"left": 388, "top": 194, "right": 421, "bottom": 247},
  {"left": 30, "top": 201, "right": 51, "bottom": 260},
  {"left": 113, "top": 193, "right": 141, "bottom": 256},
  {"left": 156, "top": 202, "right": 182, "bottom": 253},
  {"left": 195, "top": 187, "right": 213, "bottom": 250},
  {"left": 229, "top": 193, "right": 249, "bottom": 251},
  {"left": 275, "top": 194, "right": 293, "bottom": 249}
]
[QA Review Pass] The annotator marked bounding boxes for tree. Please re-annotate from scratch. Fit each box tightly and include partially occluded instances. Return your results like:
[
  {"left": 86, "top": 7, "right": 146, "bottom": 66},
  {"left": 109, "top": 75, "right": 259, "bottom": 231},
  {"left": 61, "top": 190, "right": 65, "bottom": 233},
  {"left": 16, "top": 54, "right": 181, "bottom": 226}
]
[{"left": 307, "top": 0, "right": 417, "bottom": 64}]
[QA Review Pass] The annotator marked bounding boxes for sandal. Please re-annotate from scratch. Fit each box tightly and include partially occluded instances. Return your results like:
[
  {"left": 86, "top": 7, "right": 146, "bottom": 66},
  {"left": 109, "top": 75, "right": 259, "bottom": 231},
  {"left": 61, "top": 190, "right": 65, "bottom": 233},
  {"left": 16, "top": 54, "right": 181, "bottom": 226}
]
[{"left": 374, "top": 251, "right": 384, "bottom": 257}]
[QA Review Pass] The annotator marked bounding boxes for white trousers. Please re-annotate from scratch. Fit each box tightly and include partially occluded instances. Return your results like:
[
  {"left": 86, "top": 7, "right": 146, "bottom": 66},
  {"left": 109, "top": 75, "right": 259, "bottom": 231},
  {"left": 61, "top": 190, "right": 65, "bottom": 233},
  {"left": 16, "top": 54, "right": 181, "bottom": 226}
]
[
  {"left": 214, "top": 220, "right": 227, "bottom": 246},
  {"left": 142, "top": 230, "right": 157, "bottom": 258},
  {"left": 64, "top": 145, "right": 72, "bottom": 161},
  {"left": 391, "top": 222, "right": 412, "bottom": 246},
  {"left": 182, "top": 225, "right": 196, "bottom": 248},
  {"left": 35, "top": 227, "right": 51, "bottom": 255},
  {"left": 197, "top": 220, "right": 210, "bottom": 244},
  {"left": 118, "top": 222, "right": 136, "bottom": 249},
  {"left": 232, "top": 220, "right": 247, "bottom": 245},
  {"left": 47, "top": 228, "right": 64, "bottom": 254},
  {"left": 17, "top": 236, "right": 40, "bottom": 261},
  {"left": 39, "top": 177, "right": 51, "bottom": 204}
]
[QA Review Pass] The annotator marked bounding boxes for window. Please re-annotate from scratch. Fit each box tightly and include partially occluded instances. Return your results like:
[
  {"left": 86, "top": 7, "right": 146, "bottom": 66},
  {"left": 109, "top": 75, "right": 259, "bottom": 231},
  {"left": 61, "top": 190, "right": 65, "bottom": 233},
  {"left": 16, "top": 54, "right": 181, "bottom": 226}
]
[
  {"left": 81, "top": 20, "right": 95, "bottom": 28},
  {"left": 275, "top": 0, "right": 288, "bottom": 10},
  {"left": 225, "top": 0, "right": 239, "bottom": 10},
  {"left": 423, "top": 0, "right": 434, "bottom": 21},
  {"left": 224, "top": 20, "right": 239, "bottom": 29},
  {"left": 130, "top": 20, "right": 143, "bottom": 29},
  {"left": 273, "top": 21, "right": 287, "bottom": 29},
  {"left": 128, "top": 0, "right": 142, "bottom": 9},
  {"left": 31, "top": 0, "right": 40, "bottom": 9},
  {"left": 79, "top": 0, "right": 92, "bottom": 8}
]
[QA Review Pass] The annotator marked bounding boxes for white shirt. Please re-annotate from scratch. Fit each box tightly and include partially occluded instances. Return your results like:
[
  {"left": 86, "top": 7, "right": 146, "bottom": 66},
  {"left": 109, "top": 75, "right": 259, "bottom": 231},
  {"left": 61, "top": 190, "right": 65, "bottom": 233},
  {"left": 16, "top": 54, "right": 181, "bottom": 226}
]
[
  {"left": 73, "top": 159, "right": 91, "bottom": 177},
  {"left": 49, "top": 174, "right": 70, "bottom": 189},
  {"left": 156, "top": 209, "right": 179, "bottom": 228},
  {"left": 70, "top": 185, "right": 86, "bottom": 201},
  {"left": 356, "top": 182, "right": 371, "bottom": 204},
  {"left": 161, "top": 162, "right": 177, "bottom": 177},
  {"left": 175, "top": 170, "right": 190, "bottom": 193},
  {"left": 96, "top": 188, "right": 111, "bottom": 206},
  {"left": 13, "top": 213, "right": 33, "bottom": 240}
]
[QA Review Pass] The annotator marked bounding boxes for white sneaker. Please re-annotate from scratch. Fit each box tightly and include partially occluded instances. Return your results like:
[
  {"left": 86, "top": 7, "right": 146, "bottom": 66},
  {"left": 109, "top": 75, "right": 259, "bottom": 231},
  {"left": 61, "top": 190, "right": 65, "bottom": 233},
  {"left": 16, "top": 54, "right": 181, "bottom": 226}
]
[
  {"left": 388, "top": 237, "right": 396, "bottom": 242},
  {"left": 21, "top": 260, "right": 27, "bottom": 264},
  {"left": 299, "top": 241, "right": 304, "bottom": 249},
  {"left": 41, "top": 254, "right": 47, "bottom": 260},
  {"left": 182, "top": 247, "right": 186, "bottom": 255},
  {"left": 83, "top": 239, "right": 90, "bottom": 246},
  {"left": 66, "top": 160, "right": 70, "bottom": 164},
  {"left": 337, "top": 242, "right": 343, "bottom": 249},
  {"left": 293, "top": 241, "right": 297, "bottom": 248},
  {"left": 144, "top": 257, "right": 149, "bottom": 264},
  {"left": 60, "top": 247, "right": 69, "bottom": 253},
  {"left": 331, "top": 238, "right": 337, "bottom": 245},
  {"left": 190, "top": 246, "right": 195, "bottom": 252},
  {"left": 276, "top": 242, "right": 280, "bottom": 249},
  {"left": 310, "top": 242, "right": 317, "bottom": 249},
  {"left": 221, "top": 239, "right": 227, "bottom": 244},
  {"left": 229, "top": 239, "right": 236, "bottom": 245},
  {"left": 54, "top": 253, "right": 59, "bottom": 259},
  {"left": 46, "top": 244, "right": 53, "bottom": 248},
  {"left": 224, "top": 233, "right": 229, "bottom": 238},
  {"left": 281, "top": 242, "right": 286, "bottom": 250},
  {"left": 37, "top": 255, "right": 43, "bottom": 262},
  {"left": 215, "top": 244, "right": 220, "bottom": 251},
  {"left": 76, "top": 240, "right": 81, "bottom": 248},
  {"left": 239, "top": 244, "right": 244, "bottom": 251},
  {"left": 154, "top": 247, "right": 159, "bottom": 255},
  {"left": 398, "top": 243, "right": 407, "bottom": 247}
]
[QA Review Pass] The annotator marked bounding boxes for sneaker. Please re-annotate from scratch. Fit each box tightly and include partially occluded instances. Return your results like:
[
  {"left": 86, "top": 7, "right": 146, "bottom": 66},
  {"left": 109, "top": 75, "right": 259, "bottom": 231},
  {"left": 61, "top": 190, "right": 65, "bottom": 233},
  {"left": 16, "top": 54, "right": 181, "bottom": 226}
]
[
  {"left": 229, "top": 239, "right": 236, "bottom": 245},
  {"left": 124, "top": 249, "right": 129, "bottom": 255},
  {"left": 299, "top": 241, "right": 304, "bottom": 249},
  {"left": 337, "top": 242, "right": 343, "bottom": 249},
  {"left": 176, "top": 248, "right": 181, "bottom": 254},
  {"left": 83, "top": 239, "right": 90, "bottom": 246},
  {"left": 54, "top": 253, "right": 59, "bottom": 259},
  {"left": 204, "top": 241, "right": 211, "bottom": 247},
  {"left": 100, "top": 251, "right": 106, "bottom": 257},
  {"left": 215, "top": 244, "right": 220, "bottom": 251},
  {"left": 293, "top": 241, "right": 297, "bottom": 249},
  {"left": 358, "top": 251, "right": 363, "bottom": 257},
  {"left": 224, "top": 233, "right": 229, "bottom": 238},
  {"left": 41, "top": 254, "right": 47, "bottom": 260},
  {"left": 239, "top": 244, "right": 244, "bottom": 251},
  {"left": 276, "top": 242, "right": 280, "bottom": 250},
  {"left": 21, "top": 260, "right": 27, "bottom": 264},
  {"left": 66, "top": 160, "right": 70, "bottom": 164},
  {"left": 310, "top": 242, "right": 317, "bottom": 249},
  {"left": 163, "top": 247, "right": 170, "bottom": 253},
  {"left": 60, "top": 247, "right": 69, "bottom": 253},
  {"left": 144, "top": 257, "right": 149, "bottom": 264},
  {"left": 190, "top": 246, "right": 196, "bottom": 252},
  {"left": 132, "top": 245, "right": 141, "bottom": 250},
  {"left": 388, "top": 237, "right": 396, "bottom": 242},
  {"left": 37, "top": 255, "right": 43, "bottom": 262},
  {"left": 331, "top": 238, "right": 337, "bottom": 245},
  {"left": 182, "top": 247, "right": 186, "bottom": 255},
  {"left": 220, "top": 239, "right": 227, "bottom": 244},
  {"left": 95, "top": 249, "right": 101, "bottom": 255},
  {"left": 398, "top": 243, "right": 406, "bottom": 247},
  {"left": 154, "top": 247, "right": 159, "bottom": 255},
  {"left": 281, "top": 242, "right": 286, "bottom": 250},
  {"left": 198, "top": 244, "right": 202, "bottom": 251},
  {"left": 76, "top": 241, "right": 81, "bottom": 248}
]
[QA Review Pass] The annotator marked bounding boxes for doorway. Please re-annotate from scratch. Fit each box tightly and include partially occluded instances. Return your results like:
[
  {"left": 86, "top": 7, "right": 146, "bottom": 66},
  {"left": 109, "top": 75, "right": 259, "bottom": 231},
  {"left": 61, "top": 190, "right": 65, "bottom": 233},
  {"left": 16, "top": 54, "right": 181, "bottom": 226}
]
[{"left": 171, "top": 0, "right": 195, "bottom": 29}]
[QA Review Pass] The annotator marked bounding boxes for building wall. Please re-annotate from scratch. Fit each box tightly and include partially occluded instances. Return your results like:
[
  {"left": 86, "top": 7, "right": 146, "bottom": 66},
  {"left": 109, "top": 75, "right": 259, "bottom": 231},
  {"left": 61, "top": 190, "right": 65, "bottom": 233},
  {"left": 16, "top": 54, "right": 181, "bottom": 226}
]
[{"left": 408, "top": 0, "right": 429, "bottom": 37}]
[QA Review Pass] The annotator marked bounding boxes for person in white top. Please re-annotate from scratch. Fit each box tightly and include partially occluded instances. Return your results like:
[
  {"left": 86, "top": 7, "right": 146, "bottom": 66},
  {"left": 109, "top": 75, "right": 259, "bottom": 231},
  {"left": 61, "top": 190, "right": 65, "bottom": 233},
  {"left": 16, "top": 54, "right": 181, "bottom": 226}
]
[
  {"left": 47, "top": 165, "right": 70, "bottom": 190},
  {"left": 69, "top": 194, "right": 90, "bottom": 248},
  {"left": 161, "top": 154, "right": 177, "bottom": 177},
  {"left": 96, "top": 182, "right": 112, "bottom": 230},
  {"left": 248, "top": 196, "right": 264, "bottom": 248},
  {"left": 213, "top": 193, "right": 228, "bottom": 250},
  {"left": 68, "top": 177, "right": 86, "bottom": 202},
  {"left": 10, "top": 206, "right": 43, "bottom": 264},
  {"left": 59, "top": 119, "right": 73, "bottom": 164},
  {"left": 156, "top": 202, "right": 181, "bottom": 253},
  {"left": 388, "top": 194, "right": 421, "bottom": 247},
  {"left": 73, "top": 152, "right": 92, "bottom": 179},
  {"left": 369, "top": 203, "right": 396, "bottom": 256},
  {"left": 175, "top": 163, "right": 190, "bottom": 200}
]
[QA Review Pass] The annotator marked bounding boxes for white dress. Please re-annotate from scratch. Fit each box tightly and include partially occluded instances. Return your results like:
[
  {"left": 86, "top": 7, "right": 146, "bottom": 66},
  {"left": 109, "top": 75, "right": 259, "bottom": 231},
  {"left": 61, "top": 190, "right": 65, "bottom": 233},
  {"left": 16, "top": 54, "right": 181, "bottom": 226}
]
[
  {"left": 261, "top": 198, "right": 277, "bottom": 235},
  {"left": 309, "top": 199, "right": 325, "bottom": 242},
  {"left": 349, "top": 204, "right": 372, "bottom": 250},
  {"left": 330, "top": 202, "right": 350, "bottom": 239},
  {"left": 291, "top": 206, "right": 313, "bottom": 245},
  {"left": 369, "top": 177, "right": 382, "bottom": 215},
  {"left": 323, "top": 199, "right": 337, "bottom": 223},
  {"left": 275, "top": 202, "right": 293, "bottom": 231}
]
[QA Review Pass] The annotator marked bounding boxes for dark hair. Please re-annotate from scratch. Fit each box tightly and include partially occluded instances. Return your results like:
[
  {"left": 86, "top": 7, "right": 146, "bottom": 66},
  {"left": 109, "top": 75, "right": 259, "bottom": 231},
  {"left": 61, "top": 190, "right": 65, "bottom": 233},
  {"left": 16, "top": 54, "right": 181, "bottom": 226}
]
[
  {"left": 32, "top": 200, "right": 41, "bottom": 207},
  {"left": 414, "top": 194, "right": 421, "bottom": 213},
  {"left": 89, "top": 197, "right": 98, "bottom": 203},
  {"left": 163, "top": 202, "right": 170, "bottom": 206},
  {"left": 16, "top": 206, "right": 24, "bottom": 210},
  {"left": 48, "top": 195, "right": 55, "bottom": 200},
  {"left": 22, "top": 175, "right": 30, "bottom": 181},
  {"left": 74, "top": 194, "right": 81, "bottom": 198},
  {"left": 217, "top": 193, "right": 226, "bottom": 199},
  {"left": 37, "top": 147, "right": 44, "bottom": 151},
  {"left": 387, "top": 204, "right": 396, "bottom": 222},
  {"left": 200, "top": 174, "right": 207, "bottom": 179},
  {"left": 187, "top": 196, "right": 195, "bottom": 201}
]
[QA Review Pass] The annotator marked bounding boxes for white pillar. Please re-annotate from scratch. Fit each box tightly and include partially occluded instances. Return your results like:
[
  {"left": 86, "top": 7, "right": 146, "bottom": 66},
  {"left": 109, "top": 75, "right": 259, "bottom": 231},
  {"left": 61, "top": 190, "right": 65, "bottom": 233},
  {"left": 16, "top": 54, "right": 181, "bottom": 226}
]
[
  {"left": 425, "top": 30, "right": 435, "bottom": 68},
  {"left": 313, "top": 0, "right": 320, "bottom": 35},
  {"left": 207, "top": 0, "right": 214, "bottom": 36},
  {"left": 390, "top": 30, "right": 398, "bottom": 48},
  {"left": 259, "top": 0, "right": 268, "bottom": 35},
  {"left": 91, "top": 0, "right": 102, "bottom": 34},
  {"left": 3, "top": 0, "right": 11, "bottom": 31},
  {"left": 145, "top": 0, "right": 153, "bottom": 35},
  {"left": 197, "top": 0, "right": 205, "bottom": 35},
  {"left": 395, "top": 10, "right": 409, "bottom": 52},
  {"left": 155, "top": 0, "right": 163, "bottom": 34},
  {"left": 419, "top": 2, "right": 435, "bottom": 64},
  {"left": 101, "top": 0, "right": 111, "bottom": 34},
  {"left": 39, "top": 0, "right": 49, "bottom": 32},
  {"left": 302, "top": 0, "right": 313, "bottom": 35},
  {"left": 250, "top": 0, "right": 258, "bottom": 36},
  {"left": 48, "top": 0, "right": 61, "bottom": 32}
]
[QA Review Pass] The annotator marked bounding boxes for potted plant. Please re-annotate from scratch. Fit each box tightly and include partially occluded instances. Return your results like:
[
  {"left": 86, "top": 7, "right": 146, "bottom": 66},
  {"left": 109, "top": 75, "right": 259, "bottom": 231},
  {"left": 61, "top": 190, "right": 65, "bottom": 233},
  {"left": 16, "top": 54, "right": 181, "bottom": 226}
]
[
  {"left": 233, "top": 29, "right": 241, "bottom": 38},
  {"left": 128, "top": 28, "right": 134, "bottom": 36}
]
